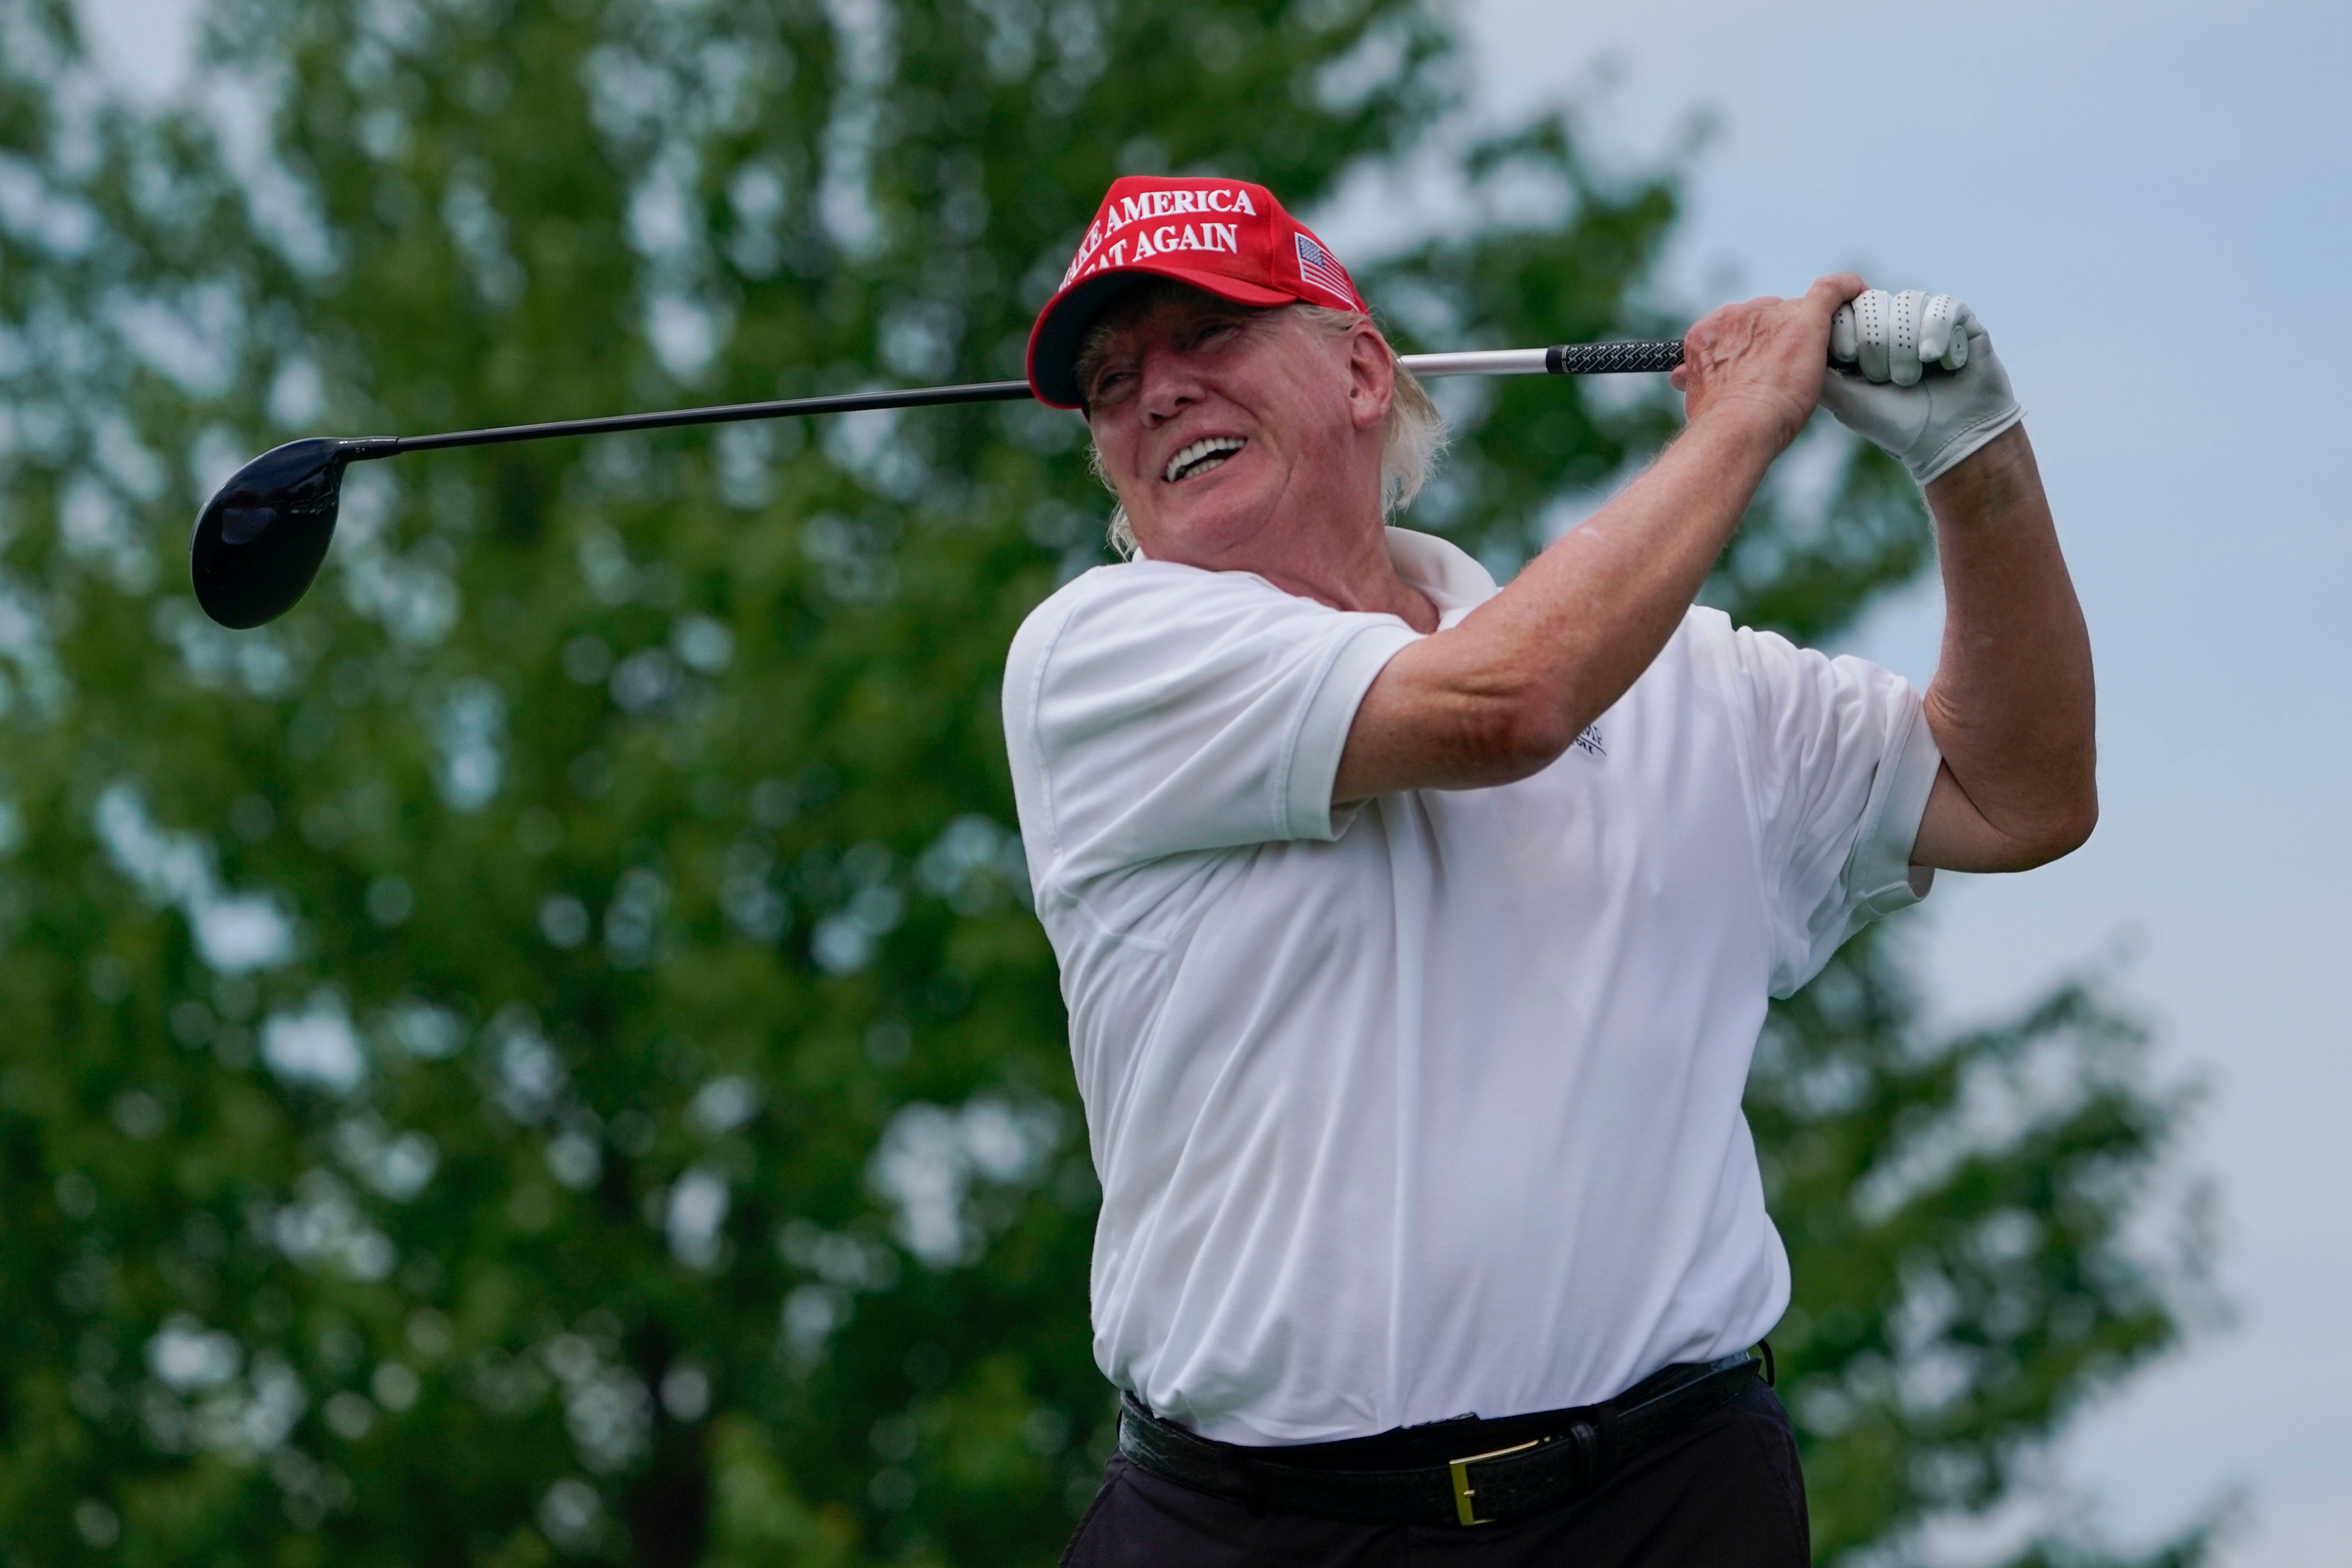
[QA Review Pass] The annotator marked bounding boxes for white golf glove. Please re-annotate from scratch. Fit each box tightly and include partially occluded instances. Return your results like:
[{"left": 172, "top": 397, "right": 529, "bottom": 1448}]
[{"left": 1820, "top": 289, "right": 2023, "bottom": 485}]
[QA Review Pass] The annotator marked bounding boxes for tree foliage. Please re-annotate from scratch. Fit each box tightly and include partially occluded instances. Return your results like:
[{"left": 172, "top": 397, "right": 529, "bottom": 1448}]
[{"left": 0, "top": 0, "right": 2202, "bottom": 1562}]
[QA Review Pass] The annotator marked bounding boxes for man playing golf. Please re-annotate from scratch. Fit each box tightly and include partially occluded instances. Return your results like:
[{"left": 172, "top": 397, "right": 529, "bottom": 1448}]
[{"left": 1006, "top": 176, "right": 2094, "bottom": 1565}]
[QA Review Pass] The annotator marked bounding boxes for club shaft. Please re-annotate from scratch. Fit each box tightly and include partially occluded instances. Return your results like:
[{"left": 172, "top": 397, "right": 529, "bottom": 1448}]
[
  {"left": 387, "top": 379, "right": 1036, "bottom": 455},
  {"left": 361, "top": 341, "right": 1686, "bottom": 461}
]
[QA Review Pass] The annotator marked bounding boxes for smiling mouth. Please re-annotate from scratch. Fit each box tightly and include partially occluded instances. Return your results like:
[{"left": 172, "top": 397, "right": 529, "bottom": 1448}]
[{"left": 1164, "top": 437, "right": 1246, "bottom": 484}]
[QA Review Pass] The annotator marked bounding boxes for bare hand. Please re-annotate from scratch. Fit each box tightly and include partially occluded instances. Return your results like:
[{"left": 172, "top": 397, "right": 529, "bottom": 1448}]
[{"left": 1669, "top": 274, "right": 1865, "bottom": 451}]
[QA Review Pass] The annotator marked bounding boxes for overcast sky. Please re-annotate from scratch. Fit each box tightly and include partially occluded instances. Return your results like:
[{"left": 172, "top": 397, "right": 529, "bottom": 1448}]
[{"left": 69, "top": 0, "right": 2350, "bottom": 1562}]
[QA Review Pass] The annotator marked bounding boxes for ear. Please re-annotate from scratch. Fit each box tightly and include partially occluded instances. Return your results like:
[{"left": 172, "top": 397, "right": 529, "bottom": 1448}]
[{"left": 1343, "top": 320, "right": 1395, "bottom": 434}]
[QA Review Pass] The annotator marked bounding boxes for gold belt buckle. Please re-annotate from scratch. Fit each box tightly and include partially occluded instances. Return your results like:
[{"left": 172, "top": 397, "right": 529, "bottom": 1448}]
[{"left": 1447, "top": 1438, "right": 1541, "bottom": 1527}]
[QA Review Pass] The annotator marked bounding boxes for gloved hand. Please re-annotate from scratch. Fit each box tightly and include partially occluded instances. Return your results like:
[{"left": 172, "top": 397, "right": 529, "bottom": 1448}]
[{"left": 1819, "top": 289, "right": 2024, "bottom": 485}]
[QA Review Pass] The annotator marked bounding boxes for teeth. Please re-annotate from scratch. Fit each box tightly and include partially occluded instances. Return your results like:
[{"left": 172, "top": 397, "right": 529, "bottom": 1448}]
[{"left": 1164, "top": 437, "right": 1244, "bottom": 484}]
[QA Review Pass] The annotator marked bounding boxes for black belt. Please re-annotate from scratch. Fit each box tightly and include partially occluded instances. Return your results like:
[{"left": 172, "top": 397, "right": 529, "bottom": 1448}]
[{"left": 1116, "top": 1352, "right": 1761, "bottom": 1528}]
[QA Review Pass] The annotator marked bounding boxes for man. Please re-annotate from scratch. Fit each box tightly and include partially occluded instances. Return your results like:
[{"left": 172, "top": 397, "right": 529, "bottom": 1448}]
[{"left": 1004, "top": 176, "right": 2094, "bottom": 1565}]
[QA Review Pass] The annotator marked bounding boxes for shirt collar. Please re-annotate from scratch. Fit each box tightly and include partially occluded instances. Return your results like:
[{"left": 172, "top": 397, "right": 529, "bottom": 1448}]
[{"left": 1383, "top": 527, "right": 1497, "bottom": 629}]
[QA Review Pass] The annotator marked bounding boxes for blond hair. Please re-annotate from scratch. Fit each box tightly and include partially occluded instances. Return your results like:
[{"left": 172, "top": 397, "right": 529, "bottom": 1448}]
[{"left": 1078, "top": 295, "right": 1448, "bottom": 559}]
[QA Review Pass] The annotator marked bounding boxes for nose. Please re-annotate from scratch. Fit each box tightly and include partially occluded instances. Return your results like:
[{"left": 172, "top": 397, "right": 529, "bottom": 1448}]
[{"left": 1137, "top": 343, "right": 1206, "bottom": 428}]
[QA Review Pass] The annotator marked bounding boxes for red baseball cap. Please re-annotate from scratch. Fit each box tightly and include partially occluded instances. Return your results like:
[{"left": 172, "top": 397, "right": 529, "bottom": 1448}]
[{"left": 1025, "top": 175, "right": 1371, "bottom": 410}]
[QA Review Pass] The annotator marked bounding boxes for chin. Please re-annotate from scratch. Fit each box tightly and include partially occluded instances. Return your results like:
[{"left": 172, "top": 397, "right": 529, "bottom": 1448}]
[
  {"left": 1143, "top": 478, "right": 1281, "bottom": 562},
  {"left": 1149, "top": 507, "right": 1270, "bottom": 563}
]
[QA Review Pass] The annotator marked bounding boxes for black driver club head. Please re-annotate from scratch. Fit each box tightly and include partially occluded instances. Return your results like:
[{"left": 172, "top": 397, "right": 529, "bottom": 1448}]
[{"left": 190, "top": 437, "right": 393, "bottom": 629}]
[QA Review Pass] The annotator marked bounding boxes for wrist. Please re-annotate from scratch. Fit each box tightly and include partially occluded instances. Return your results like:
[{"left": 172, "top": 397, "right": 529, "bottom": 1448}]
[
  {"left": 1923, "top": 422, "right": 2034, "bottom": 516},
  {"left": 1683, "top": 395, "right": 1795, "bottom": 472}
]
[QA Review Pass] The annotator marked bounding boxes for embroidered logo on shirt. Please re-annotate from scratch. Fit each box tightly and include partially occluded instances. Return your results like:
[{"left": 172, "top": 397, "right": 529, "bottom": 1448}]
[{"left": 1573, "top": 724, "right": 1606, "bottom": 759}]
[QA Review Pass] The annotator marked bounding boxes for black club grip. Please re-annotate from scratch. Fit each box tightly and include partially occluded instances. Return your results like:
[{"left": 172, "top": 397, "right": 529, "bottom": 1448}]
[{"left": 1546, "top": 340, "right": 1686, "bottom": 375}]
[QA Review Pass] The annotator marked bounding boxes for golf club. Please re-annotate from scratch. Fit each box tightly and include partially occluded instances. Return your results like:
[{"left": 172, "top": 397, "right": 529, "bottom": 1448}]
[{"left": 188, "top": 338, "right": 1687, "bottom": 630}]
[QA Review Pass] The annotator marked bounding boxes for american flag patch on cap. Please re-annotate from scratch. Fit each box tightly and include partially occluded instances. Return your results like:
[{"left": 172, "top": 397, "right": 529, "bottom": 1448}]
[{"left": 1293, "top": 232, "right": 1357, "bottom": 304}]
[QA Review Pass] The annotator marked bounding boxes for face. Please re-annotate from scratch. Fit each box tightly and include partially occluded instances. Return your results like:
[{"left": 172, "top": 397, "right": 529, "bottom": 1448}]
[{"left": 1081, "top": 287, "right": 1392, "bottom": 571}]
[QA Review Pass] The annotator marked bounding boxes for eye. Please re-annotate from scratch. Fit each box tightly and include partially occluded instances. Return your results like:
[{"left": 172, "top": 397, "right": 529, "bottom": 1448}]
[
  {"left": 1192, "top": 320, "right": 1241, "bottom": 351},
  {"left": 1090, "top": 366, "right": 1137, "bottom": 405}
]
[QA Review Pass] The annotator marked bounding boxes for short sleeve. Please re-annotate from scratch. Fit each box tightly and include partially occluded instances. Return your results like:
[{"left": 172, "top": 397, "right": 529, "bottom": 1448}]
[
  {"left": 1722, "top": 623, "right": 1944, "bottom": 996},
  {"left": 1003, "top": 563, "right": 1420, "bottom": 889}
]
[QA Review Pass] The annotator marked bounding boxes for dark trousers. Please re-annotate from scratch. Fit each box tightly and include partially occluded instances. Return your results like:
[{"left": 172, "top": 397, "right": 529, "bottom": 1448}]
[{"left": 1060, "top": 1383, "right": 1810, "bottom": 1567}]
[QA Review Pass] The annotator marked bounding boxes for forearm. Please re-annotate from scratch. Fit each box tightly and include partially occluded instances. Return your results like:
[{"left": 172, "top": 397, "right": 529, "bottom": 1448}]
[
  {"left": 1485, "top": 411, "right": 1782, "bottom": 736},
  {"left": 1914, "top": 426, "right": 2098, "bottom": 867},
  {"left": 1337, "top": 276, "right": 1856, "bottom": 802},
  {"left": 1337, "top": 409, "right": 1781, "bottom": 796}
]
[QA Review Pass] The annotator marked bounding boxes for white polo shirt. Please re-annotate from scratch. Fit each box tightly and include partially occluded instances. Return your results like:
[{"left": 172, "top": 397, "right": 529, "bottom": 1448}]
[{"left": 1002, "top": 527, "right": 1939, "bottom": 1446}]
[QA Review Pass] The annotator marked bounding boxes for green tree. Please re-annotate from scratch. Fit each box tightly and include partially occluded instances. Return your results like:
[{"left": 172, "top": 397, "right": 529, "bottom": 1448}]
[{"left": 0, "top": 0, "right": 2203, "bottom": 1563}]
